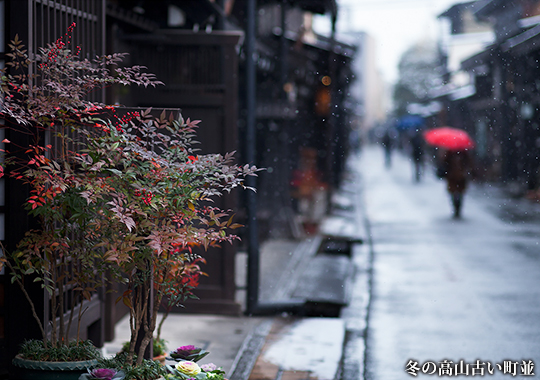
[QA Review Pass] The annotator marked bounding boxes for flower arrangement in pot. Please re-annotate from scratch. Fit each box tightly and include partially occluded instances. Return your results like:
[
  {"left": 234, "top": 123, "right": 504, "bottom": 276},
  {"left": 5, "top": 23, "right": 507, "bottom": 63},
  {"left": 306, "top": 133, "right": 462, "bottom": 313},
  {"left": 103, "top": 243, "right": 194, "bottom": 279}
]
[
  {"left": 0, "top": 23, "right": 162, "bottom": 377},
  {"left": 166, "top": 345, "right": 226, "bottom": 380},
  {"left": 169, "top": 361, "right": 227, "bottom": 380},
  {"left": 92, "top": 347, "right": 228, "bottom": 380}
]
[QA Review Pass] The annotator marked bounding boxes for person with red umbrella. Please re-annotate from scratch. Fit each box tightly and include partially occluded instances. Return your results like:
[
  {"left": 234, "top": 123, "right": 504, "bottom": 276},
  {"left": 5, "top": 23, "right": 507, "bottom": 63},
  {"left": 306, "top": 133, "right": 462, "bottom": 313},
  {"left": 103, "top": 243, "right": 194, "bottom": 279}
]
[{"left": 424, "top": 127, "right": 475, "bottom": 218}]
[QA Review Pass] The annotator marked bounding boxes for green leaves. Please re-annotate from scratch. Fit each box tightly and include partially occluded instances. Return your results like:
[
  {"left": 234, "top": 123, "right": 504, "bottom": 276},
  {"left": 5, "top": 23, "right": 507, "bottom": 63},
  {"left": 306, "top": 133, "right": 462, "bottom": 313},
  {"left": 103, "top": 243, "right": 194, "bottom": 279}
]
[
  {"left": 116, "top": 290, "right": 133, "bottom": 309},
  {"left": 19, "top": 339, "right": 102, "bottom": 362},
  {"left": 106, "top": 168, "right": 123, "bottom": 177}
]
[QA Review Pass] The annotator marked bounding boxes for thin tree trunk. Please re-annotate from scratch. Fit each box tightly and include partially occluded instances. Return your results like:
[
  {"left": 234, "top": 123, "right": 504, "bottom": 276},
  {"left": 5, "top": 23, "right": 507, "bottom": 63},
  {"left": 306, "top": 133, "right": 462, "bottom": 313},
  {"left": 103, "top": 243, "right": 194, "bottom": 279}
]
[
  {"left": 76, "top": 304, "right": 88, "bottom": 344},
  {"left": 126, "top": 281, "right": 142, "bottom": 366},
  {"left": 136, "top": 279, "right": 164, "bottom": 365},
  {"left": 156, "top": 305, "right": 170, "bottom": 343},
  {"left": 51, "top": 260, "right": 58, "bottom": 347},
  {"left": 2, "top": 255, "right": 47, "bottom": 346},
  {"left": 58, "top": 265, "right": 65, "bottom": 344},
  {"left": 66, "top": 290, "right": 78, "bottom": 345},
  {"left": 155, "top": 265, "right": 169, "bottom": 342},
  {"left": 135, "top": 283, "right": 152, "bottom": 365}
]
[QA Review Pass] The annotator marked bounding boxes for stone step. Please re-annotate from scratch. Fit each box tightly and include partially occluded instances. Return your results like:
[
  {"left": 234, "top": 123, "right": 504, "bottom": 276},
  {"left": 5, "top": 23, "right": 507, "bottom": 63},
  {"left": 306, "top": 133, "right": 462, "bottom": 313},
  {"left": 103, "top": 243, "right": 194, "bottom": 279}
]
[
  {"left": 263, "top": 233, "right": 357, "bottom": 317},
  {"left": 320, "top": 215, "right": 366, "bottom": 245},
  {"left": 291, "top": 253, "right": 354, "bottom": 317}
]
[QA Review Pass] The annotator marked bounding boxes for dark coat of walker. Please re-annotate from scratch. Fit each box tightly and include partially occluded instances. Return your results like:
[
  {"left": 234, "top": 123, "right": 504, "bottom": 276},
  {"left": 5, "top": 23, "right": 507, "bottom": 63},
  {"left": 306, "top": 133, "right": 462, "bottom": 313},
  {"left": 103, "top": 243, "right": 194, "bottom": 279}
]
[{"left": 443, "top": 149, "right": 471, "bottom": 218}]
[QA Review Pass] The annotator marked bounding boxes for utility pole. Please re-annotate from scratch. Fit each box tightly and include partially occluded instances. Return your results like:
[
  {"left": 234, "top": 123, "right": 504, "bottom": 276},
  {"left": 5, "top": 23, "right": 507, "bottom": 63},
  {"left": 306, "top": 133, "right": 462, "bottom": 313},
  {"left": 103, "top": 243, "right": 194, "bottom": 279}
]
[{"left": 245, "top": 0, "right": 260, "bottom": 315}]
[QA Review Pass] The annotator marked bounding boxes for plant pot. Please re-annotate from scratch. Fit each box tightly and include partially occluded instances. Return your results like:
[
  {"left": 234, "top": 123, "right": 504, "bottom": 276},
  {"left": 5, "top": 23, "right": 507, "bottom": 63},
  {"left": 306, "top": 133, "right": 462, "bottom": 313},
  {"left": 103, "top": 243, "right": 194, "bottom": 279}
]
[
  {"left": 153, "top": 354, "right": 167, "bottom": 366},
  {"left": 12, "top": 354, "right": 99, "bottom": 380}
]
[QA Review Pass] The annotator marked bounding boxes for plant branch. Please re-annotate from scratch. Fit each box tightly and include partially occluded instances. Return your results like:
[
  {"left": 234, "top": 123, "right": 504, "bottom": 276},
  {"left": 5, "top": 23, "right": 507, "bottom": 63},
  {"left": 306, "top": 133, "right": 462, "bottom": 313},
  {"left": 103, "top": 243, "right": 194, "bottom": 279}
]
[{"left": 0, "top": 249, "right": 47, "bottom": 346}]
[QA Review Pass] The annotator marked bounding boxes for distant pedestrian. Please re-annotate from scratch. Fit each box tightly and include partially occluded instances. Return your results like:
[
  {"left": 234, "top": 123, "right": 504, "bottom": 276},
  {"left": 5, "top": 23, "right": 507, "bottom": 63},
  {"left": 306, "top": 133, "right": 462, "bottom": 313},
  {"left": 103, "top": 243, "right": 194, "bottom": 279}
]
[
  {"left": 442, "top": 149, "right": 472, "bottom": 218},
  {"left": 381, "top": 129, "right": 393, "bottom": 168},
  {"left": 410, "top": 131, "right": 424, "bottom": 182}
]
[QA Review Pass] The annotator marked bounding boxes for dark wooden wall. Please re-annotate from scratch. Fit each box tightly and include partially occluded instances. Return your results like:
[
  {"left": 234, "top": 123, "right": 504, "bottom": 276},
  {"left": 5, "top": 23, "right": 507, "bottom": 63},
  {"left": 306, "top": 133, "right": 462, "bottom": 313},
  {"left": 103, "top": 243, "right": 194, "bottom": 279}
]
[{"left": 117, "top": 31, "right": 244, "bottom": 315}]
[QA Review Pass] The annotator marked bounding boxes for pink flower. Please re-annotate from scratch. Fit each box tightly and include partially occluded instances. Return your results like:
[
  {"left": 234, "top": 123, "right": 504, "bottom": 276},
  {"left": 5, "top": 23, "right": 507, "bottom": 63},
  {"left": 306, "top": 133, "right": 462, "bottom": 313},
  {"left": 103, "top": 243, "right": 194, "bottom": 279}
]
[
  {"left": 90, "top": 368, "right": 117, "bottom": 379},
  {"left": 170, "top": 345, "right": 208, "bottom": 361},
  {"left": 201, "top": 363, "right": 217, "bottom": 372}
]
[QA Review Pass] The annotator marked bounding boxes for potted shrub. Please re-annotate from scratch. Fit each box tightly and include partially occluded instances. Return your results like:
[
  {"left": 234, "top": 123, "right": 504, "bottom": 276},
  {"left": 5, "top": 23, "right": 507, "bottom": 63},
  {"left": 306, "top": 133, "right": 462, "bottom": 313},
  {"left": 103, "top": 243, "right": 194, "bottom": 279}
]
[
  {"left": 0, "top": 22, "right": 258, "bottom": 380},
  {"left": 80, "top": 105, "right": 258, "bottom": 368},
  {"left": 68, "top": 96, "right": 257, "bottom": 380},
  {"left": 0, "top": 23, "right": 161, "bottom": 378}
]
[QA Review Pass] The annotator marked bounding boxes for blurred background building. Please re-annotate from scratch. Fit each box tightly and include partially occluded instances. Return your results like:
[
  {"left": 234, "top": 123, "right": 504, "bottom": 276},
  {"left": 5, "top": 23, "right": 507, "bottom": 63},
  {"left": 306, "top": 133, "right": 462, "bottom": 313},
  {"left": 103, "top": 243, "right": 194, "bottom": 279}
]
[{"left": 434, "top": 0, "right": 540, "bottom": 194}]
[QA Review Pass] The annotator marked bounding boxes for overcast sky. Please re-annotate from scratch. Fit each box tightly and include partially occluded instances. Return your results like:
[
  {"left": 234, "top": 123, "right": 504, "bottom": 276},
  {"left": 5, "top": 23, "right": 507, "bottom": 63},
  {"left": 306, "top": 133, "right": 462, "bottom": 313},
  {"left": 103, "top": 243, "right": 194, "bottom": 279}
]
[{"left": 314, "top": 0, "right": 462, "bottom": 85}]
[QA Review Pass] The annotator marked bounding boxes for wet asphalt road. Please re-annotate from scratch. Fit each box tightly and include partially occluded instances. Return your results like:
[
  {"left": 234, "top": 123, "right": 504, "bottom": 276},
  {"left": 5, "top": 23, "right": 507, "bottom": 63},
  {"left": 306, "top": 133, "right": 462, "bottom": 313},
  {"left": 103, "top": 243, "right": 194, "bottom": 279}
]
[{"left": 358, "top": 145, "right": 540, "bottom": 379}]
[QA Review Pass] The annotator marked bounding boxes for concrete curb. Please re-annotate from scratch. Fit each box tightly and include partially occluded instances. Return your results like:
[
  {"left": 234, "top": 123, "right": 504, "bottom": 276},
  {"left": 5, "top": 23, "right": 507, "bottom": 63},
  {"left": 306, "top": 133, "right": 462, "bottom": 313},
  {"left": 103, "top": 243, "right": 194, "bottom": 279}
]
[{"left": 228, "top": 319, "right": 274, "bottom": 380}]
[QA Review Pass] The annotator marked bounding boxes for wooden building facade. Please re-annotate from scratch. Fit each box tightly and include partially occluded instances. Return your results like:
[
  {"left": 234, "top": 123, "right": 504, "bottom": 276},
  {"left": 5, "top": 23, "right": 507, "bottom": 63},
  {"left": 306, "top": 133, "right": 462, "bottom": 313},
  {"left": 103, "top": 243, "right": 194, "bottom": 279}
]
[{"left": 0, "top": 0, "right": 355, "bottom": 376}]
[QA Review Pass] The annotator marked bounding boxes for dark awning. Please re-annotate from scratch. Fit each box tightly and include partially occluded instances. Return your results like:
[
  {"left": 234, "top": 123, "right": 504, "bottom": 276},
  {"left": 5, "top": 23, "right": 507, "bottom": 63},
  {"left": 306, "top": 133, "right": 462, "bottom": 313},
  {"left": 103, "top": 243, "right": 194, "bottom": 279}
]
[
  {"left": 438, "top": 1, "right": 475, "bottom": 19},
  {"left": 501, "top": 23, "right": 540, "bottom": 55},
  {"left": 292, "top": 0, "right": 337, "bottom": 17},
  {"left": 474, "top": 0, "right": 503, "bottom": 21},
  {"left": 461, "top": 45, "right": 496, "bottom": 70},
  {"left": 107, "top": 0, "right": 231, "bottom": 31},
  {"left": 257, "top": 0, "right": 337, "bottom": 23},
  {"left": 171, "top": 0, "right": 227, "bottom": 25},
  {"left": 106, "top": 2, "right": 159, "bottom": 32},
  {"left": 279, "top": 30, "right": 355, "bottom": 59}
]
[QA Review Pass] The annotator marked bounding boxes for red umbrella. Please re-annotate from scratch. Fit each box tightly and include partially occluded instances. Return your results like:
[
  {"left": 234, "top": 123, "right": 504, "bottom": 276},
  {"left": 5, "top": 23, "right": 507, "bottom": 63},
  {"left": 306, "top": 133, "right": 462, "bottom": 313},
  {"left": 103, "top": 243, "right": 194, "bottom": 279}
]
[{"left": 423, "top": 127, "right": 475, "bottom": 150}]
